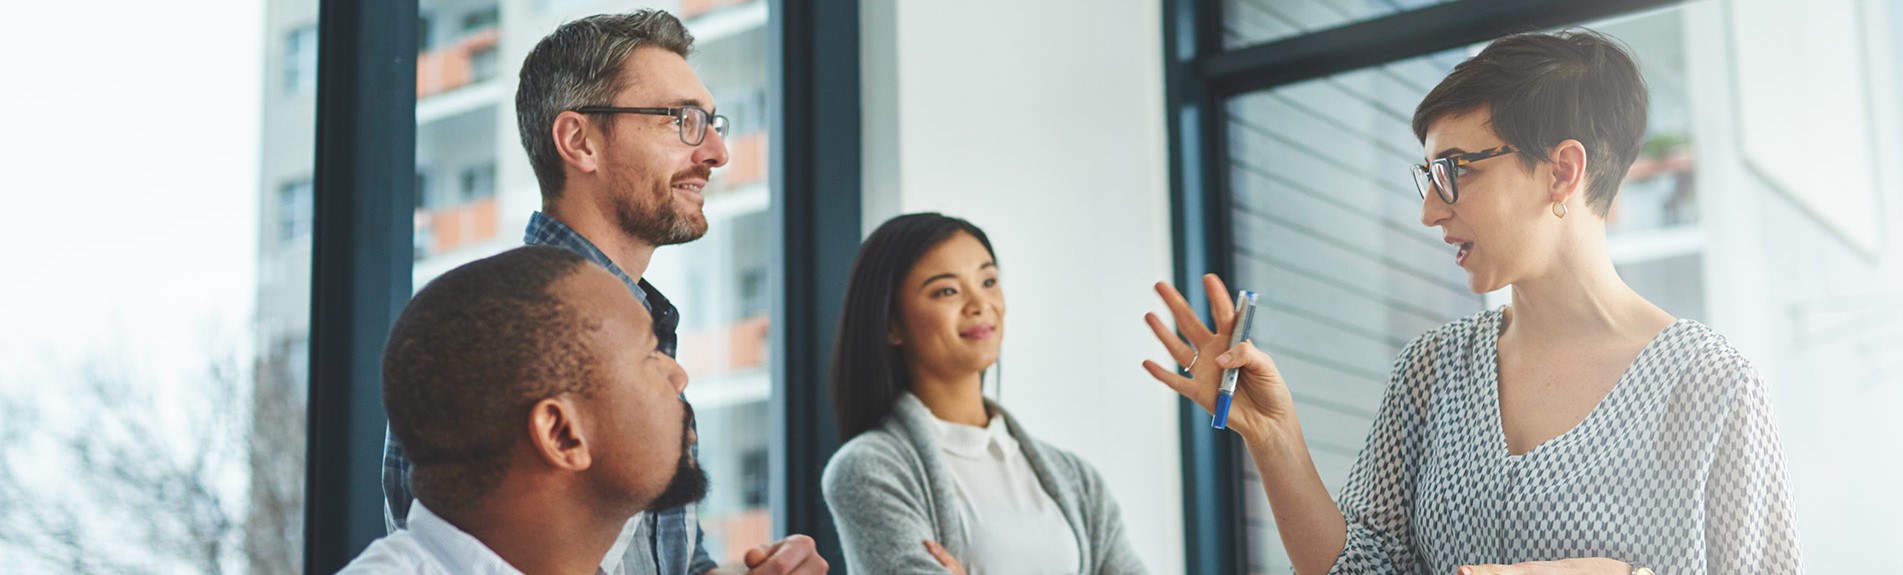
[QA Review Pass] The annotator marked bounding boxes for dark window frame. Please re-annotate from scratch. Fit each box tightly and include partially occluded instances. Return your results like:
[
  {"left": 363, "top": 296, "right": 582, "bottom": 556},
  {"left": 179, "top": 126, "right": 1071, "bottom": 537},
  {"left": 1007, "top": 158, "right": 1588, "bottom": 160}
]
[
  {"left": 304, "top": 1, "right": 416, "bottom": 572},
  {"left": 769, "top": 0, "right": 859, "bottom": 569}
]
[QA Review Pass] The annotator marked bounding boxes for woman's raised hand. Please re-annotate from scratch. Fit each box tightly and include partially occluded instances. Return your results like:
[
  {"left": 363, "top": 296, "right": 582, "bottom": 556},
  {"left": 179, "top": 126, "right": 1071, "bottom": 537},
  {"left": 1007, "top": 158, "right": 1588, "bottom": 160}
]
[{"left": 1142, "top": 274, "right": 1302, "bottom": 451}]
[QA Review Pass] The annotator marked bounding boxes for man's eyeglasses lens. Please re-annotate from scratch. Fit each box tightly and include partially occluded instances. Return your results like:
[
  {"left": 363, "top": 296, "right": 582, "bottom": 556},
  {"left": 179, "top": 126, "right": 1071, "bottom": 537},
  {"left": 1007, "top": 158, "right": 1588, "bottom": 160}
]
[
  {"left": 576, "top": 106, "right": 730, "bottom": 146},
  {"left": 677, "top": 107, "right": 729, "bottom": 146}
]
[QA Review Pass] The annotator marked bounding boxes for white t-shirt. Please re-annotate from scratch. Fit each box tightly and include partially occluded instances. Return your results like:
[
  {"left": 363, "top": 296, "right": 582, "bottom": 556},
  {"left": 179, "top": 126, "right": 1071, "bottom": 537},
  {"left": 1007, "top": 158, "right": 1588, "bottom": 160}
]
[{"left": 931, "top": 412, "right": 1083, "bottom": 575}]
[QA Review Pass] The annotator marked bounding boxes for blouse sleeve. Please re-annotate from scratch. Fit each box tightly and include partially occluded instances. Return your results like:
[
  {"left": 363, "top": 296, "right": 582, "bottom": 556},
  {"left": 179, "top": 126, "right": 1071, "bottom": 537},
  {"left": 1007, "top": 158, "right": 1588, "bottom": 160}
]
[
  {"left": 1328, "top": 334, "right": 1437, "bottom": 575},
  {"left": 1702, "top": 354, "right": 1802, "bottom": 574}
]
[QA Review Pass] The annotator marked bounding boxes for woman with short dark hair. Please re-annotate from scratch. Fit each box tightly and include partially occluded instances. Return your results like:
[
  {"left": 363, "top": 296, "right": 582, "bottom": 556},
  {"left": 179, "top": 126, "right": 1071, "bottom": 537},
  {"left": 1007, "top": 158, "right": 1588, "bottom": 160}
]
[
  {"left": 1145, "top": 31, "right": 1799, "bottom": 575},
  {"left": 823, "top": 213, "right": 1146, "bottom": 574}
]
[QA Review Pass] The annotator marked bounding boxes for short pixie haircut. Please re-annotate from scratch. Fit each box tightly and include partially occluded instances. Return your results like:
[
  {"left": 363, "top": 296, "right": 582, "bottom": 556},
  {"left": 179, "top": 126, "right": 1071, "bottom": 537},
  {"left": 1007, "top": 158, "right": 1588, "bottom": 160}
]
[{"left": 1412, "top": 30, "right": 1648, "bottom": 216}]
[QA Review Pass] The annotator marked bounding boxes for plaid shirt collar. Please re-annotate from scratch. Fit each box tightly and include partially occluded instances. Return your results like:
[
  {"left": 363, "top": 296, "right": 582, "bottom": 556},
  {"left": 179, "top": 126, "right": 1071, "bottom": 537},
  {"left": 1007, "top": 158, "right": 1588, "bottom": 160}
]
[{"left": 523, "top": 211, "right": 680, "bottom": 357}]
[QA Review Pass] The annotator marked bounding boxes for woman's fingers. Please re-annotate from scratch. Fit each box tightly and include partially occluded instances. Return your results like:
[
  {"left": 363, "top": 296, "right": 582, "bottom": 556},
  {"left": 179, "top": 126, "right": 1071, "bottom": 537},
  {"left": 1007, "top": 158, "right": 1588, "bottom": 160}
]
[
  {"left": 1217, "top": 340, "right": 1271, "bottom": 373},
  {"left": 922, "top": 540, "right": 965, "bottom": 575},
  {"left": 1144, "top": 312, "right": 1197, "bottom": 367},
  {"left": 1142, "top": 359, "right": 1215, "bottom": 411},
  {"left": 922, "top": 540, "right": 950, "bottom": 565},
  {"left": 1203, "top": 273, "right": 1238, "bottom": 334},
  {"left": 1153, "top": 281, "right": 1215, "bottom": 342}
]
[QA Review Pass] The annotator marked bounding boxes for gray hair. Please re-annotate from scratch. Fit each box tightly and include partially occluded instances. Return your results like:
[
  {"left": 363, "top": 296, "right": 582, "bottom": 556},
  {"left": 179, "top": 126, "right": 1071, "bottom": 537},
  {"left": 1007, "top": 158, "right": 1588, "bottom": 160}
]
[{"left": 516, "top": 10, "right": 695, "bottom": 200}]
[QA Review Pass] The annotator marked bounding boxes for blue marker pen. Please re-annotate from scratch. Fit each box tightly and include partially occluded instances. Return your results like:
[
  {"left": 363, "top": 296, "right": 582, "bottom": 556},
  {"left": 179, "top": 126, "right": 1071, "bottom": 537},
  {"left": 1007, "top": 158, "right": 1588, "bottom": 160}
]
[{"left": 1211, "top": 290, "right": 1258, "bottom": 430}]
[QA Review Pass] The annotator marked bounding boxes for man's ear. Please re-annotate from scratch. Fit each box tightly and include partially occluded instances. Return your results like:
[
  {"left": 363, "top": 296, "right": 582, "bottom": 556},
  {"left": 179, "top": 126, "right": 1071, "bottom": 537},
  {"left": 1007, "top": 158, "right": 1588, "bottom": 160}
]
[
  {"left": 1546, "top": 138, "right": 1589, "bottom": 206},
  {"left": 528, "top": 396, "right": 592, "bottom": 472},
  {"left": 553, "top": 111, "right": 604, "bottom": 176}
]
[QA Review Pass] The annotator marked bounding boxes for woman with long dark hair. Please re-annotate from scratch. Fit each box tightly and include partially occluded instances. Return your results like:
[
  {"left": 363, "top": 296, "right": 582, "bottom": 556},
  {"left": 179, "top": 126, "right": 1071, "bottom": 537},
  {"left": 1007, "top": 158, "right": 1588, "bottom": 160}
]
[{"left": 821, "top": 213, "right": 1146, "bottom": 575}]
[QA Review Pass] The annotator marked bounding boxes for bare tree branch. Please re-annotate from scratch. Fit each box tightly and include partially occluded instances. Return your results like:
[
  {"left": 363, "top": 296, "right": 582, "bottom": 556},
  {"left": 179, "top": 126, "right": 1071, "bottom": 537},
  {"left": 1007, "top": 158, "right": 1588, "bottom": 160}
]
[{"left": 0, "top": 345, "right": 257, "bottom": 574}]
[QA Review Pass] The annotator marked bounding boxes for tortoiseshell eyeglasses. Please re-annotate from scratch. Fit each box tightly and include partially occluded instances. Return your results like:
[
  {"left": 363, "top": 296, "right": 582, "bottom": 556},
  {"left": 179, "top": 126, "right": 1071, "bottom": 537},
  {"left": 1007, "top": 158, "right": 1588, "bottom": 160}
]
[{"left": 1410, "top": 145, "right": 1516, "bottom": 204}]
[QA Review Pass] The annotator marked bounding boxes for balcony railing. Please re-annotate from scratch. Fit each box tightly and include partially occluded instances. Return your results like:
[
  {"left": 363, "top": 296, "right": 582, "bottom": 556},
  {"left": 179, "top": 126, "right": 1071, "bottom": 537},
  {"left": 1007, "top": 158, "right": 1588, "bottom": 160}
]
[
  {"left": 413, "top": 196, "right": 499, "bottom": 257},
  {"left": 417, "top": 26, "right": 501, "bottom": 99}
]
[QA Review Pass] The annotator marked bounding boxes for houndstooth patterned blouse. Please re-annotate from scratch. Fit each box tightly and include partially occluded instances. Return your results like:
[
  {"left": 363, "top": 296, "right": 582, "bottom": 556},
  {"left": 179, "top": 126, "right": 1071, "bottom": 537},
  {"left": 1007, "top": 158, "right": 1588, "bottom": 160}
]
[{"left": 1329, "top": 308, "right": 1801, "bottom": 575}]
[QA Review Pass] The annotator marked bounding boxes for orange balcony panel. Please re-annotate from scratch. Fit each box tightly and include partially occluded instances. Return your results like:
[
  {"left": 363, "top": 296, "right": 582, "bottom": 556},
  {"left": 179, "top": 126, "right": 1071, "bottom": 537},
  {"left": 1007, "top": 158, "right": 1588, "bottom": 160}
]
[
  {"left": 428, "top": 197, "right": 498, "bottom": 254},
  {"left": 726, "top": 315, "right": 769, "bottom": 370},
  {"left": 709, "top": 509, "right": 771, "bottom": 566},
  {"left": 719, "top": 132, "right": 768, "bottom": 189},
  {"left": 675, "top": 315, "right": 770, "bottom": 374},
  {"left": 416, "top": 50, "right": 467, "bottom": 99},
  {"left": 418, "top": 27, "right": 501, "bottom": 99},
  {"left": 681, "top": 0, "right": 752, "bottom": 19}
]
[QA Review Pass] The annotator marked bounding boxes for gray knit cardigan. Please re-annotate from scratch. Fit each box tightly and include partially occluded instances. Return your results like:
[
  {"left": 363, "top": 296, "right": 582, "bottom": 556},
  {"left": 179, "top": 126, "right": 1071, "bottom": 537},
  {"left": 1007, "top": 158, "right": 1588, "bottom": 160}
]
[{"left": 821, "top": 393, "right": 1148, "bottom": 574}]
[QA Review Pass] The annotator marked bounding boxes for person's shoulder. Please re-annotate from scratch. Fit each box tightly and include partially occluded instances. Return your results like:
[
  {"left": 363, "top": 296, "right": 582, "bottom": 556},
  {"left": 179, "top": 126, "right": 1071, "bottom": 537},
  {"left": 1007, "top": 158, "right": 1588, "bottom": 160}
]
[
  {"left": 1392, "top": 307, "right": 1500, "bottom": 369},
  {"left": 336, "top": 531, "right": 444, "bottom": 575},
  {"left": 822, "top": 425, "right": 918, "bottom": 492},
  {"left": 830, "top": 421, "right": 912, "bottom": 463},
  {"left": 1663, "top": 319, "right": 1763, "bottom": 395},
  {"left": 1423, "top": 307, "right": 1500, "bottom": 347},
  {"left": 1668, "top": 319, "right": 1749, "bottom": 363}
]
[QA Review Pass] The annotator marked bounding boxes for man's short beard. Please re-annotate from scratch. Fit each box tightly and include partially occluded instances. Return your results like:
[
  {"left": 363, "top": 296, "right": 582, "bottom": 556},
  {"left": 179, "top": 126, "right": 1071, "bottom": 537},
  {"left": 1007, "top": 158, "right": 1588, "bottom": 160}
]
[
  {"left": 609, "top": 165, "right": 709, "bottom": 247},
  {"left": 647, "top": 402, "right": 708, "bottom": 512},
  {"left": 614, "top": 193, "right": 706, "bottom": 247}
]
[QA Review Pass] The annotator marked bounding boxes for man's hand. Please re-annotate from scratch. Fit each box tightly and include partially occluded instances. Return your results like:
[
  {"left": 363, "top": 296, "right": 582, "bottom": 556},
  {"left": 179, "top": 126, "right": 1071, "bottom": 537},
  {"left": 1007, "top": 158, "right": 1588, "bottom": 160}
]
[
  {"left": 1460, "top": 558, "right": 1631, "bottom": 575},
  {"left": 739, "top": 534, "right": 828, "bottom": 574}
]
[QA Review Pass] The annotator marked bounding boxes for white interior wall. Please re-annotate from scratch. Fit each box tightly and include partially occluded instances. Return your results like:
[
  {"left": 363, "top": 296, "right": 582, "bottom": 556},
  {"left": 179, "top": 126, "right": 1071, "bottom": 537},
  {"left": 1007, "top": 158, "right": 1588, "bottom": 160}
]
[
  {"left": 861, "top": 1, "right": 1186, "bottom": 572},
  {"left": 1689, "top": 1, "right": 1903, "bottom": 570}
]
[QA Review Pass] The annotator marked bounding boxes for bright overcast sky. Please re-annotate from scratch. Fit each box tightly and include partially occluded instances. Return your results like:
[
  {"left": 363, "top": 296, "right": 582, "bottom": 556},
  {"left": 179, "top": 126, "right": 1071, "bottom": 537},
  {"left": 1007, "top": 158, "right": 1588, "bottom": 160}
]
[{"left": 0, "top": 0, "right": 263, "bottom": 393}]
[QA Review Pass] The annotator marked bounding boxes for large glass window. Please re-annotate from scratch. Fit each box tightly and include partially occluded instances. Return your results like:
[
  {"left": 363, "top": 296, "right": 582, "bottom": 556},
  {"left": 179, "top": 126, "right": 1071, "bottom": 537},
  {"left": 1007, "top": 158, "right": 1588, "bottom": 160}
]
[
  {"left": 278, "top": 177, "right": 315, "bottom": 246},
  {"left": 0, "top": 1, "right": 311, "bottom": 572},
  {"left": 284, "top": 23, "right": 318, "bottom": 95},
  {"left": 1221, "top": 0, "right": 1455, "bottom": 49},
  {"left": 256, "top": 1, "right": 322, "bottom": 573}
]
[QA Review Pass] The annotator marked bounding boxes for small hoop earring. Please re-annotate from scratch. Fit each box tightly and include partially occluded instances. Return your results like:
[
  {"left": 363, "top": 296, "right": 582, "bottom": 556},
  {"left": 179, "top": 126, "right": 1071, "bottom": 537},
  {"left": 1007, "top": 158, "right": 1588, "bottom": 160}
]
[{"left": 1553, "top": 202, "right": 1569, "bottom": 218}]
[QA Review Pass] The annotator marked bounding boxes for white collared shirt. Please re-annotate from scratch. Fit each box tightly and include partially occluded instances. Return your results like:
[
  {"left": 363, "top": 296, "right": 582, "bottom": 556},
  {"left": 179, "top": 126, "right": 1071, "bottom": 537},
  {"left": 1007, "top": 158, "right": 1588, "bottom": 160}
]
[
  {"left": 340, "top": 501, "right": 609, "bottom": 575},
  {"left": 931, "top": 412, "right": 1082, "bottom": 575}
]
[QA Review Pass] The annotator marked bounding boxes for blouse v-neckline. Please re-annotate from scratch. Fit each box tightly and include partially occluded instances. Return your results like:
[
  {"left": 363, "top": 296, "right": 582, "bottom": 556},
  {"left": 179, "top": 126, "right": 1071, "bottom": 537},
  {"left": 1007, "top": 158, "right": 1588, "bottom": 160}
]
[{"left": 1481, "top": 308, "right": 1691, "bottom": 460}]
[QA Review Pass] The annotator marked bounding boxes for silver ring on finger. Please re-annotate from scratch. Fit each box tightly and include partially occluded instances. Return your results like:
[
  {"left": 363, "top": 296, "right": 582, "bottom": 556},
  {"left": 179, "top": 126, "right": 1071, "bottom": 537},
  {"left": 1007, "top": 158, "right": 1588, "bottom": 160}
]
[{"left": 1181, "top": 351, "right": 1200, "bottom": 375}]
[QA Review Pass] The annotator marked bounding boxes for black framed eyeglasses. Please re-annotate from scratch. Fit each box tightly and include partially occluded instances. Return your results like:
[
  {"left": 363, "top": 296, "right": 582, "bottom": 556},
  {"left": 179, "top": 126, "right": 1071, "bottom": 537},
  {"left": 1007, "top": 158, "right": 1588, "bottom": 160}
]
[
  {"left": 1410, "top": 145, "right": 1516, "bottom": 204},
  {"left": 573, "top": 105, "right": 729, "bottom": 146}
]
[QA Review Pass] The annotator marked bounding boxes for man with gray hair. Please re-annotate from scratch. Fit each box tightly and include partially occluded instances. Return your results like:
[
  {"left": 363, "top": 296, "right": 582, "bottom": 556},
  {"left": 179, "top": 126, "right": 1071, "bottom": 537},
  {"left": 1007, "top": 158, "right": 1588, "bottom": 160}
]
[{"left": 381, "top": 9, "right": 827, "bottom": 575}]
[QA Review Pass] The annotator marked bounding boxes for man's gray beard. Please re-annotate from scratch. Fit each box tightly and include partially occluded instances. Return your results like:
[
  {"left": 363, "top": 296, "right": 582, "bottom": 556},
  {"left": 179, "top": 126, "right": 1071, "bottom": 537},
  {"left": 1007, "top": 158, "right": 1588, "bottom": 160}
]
[{"left": 613, "top": 190, "right": 707, "bottom": 247}]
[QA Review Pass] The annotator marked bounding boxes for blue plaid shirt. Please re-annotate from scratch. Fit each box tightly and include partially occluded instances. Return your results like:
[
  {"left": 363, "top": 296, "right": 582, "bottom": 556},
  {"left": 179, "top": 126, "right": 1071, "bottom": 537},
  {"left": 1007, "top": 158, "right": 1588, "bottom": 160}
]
[{"left": 381, "top": 212, "right": 716, "bottom": 575}]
